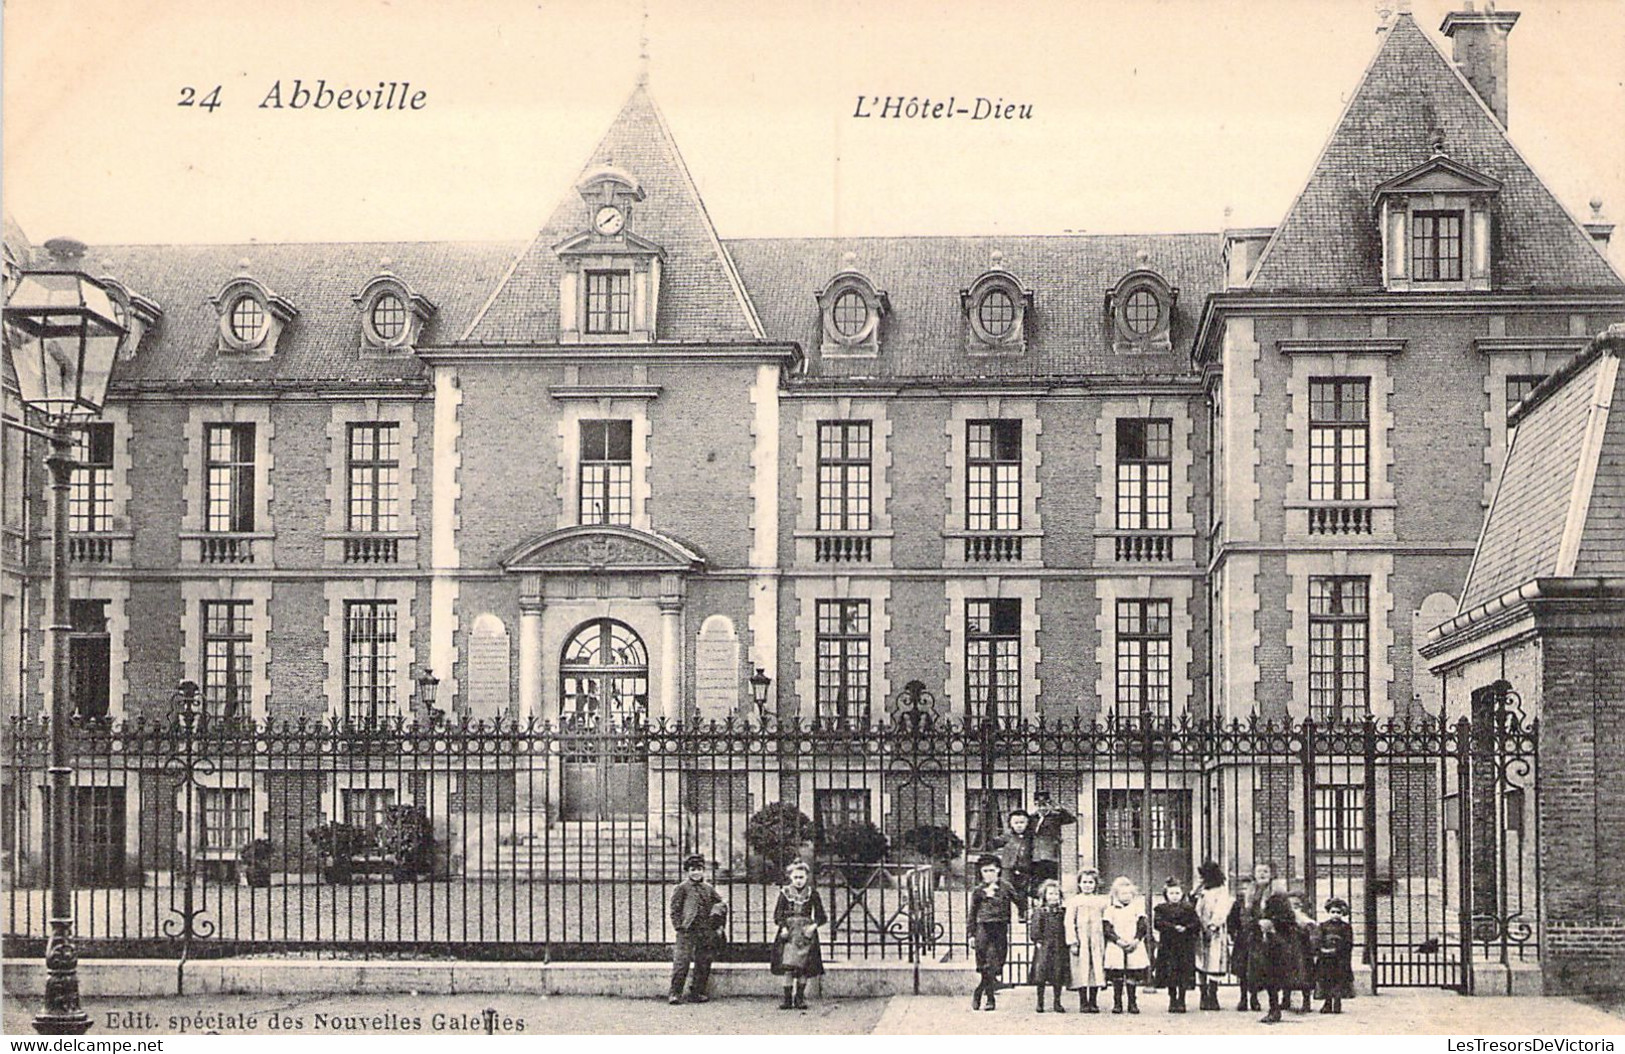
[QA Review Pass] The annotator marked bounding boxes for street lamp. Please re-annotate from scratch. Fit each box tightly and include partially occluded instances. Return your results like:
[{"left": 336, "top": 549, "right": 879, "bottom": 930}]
[
  {"left": 3, "top": 262, "right": 123, "bottom": 1036},
  {"left": 413, "top": 666, "right": 442, "bottom": 727},
  {"left": 748, "top": 667, "right": 772, "bottom": 724}
]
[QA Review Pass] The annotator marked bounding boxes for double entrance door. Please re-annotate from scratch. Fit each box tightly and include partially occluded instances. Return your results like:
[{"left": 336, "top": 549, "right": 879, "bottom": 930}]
[
  {"left": 558, "top": 619, "right": 650, "bottom": 820},
  {"left": 1096, "top": 788, "right": 1193, "bottom": 889}
]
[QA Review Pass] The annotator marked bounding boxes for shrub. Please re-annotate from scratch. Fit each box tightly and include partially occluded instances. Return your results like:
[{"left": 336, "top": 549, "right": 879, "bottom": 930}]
[
  {"left": 307, "top": 821, "right": 368, "bottom": 883},
  {"left": 900, "top": 824, "right": 964, "bottom": 863},
  {"left": 379, "top": 804, "right": 434, "bottom": 880},
  {"left": 823, "top": 820, "right": 890, "bottom": 887},
  {"left": 744, "top": 802, "right": 815, "bottom": 881},
  {"left": 238, "top": 838, "right": 275, "bottom": 887}
]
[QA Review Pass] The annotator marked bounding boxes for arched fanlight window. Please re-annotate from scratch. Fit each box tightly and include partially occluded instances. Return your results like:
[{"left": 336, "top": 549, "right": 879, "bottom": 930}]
[{"left": 559, "top": 619, "right": 649, "bottom": 729}]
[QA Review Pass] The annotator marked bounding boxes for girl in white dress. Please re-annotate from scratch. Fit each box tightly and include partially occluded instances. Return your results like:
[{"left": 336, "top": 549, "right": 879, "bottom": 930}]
[
  {"left": 1194, "top": 860, "right": 1235, "bottom": 1011},
  {"left": 1101, "top": 875, "right": 1151, "bottom": 1014},
  {"left": 1064, "top": 868, "right": 1110, "bottom": 1013}
]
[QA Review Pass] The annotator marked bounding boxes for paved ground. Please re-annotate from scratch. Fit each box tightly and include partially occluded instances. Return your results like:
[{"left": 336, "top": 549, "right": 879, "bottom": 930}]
[{"left": 4, "top": 989, "right": 1621, "bottom": 1036}]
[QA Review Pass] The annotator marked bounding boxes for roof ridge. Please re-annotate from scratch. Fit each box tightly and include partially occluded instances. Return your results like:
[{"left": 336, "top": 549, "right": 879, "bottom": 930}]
[
  {"left": 724, "top": 231, "right": 1224, "bottom": 243},
  {"left": 458, "top": 230, "right": 543, "bottom": 343}
]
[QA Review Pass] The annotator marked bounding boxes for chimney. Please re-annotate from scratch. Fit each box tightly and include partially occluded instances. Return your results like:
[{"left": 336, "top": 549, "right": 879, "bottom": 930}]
[
  {"left": 1585, "top": 199, "right": 1614, "bottom": 252},
  {"left": 43, "top": 236, "right": 88, "bottom": 267},
  {"left": 1440, "top": 2, "right": 1520, "bottom": 127}
]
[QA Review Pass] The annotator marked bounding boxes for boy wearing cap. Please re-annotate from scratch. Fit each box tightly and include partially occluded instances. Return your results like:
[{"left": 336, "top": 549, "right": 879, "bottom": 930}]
[
  {"left": 669, "top": 853, "right": 728, "bottom": 1005},
  {"left": 1028, "top": 792, "right": 1076, "bottom": 895}
]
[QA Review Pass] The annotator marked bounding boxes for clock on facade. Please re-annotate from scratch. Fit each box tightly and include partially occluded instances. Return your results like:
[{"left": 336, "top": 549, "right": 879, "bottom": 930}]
[{"left": 594, "top": 205, "right": 626, "bottom": 235}]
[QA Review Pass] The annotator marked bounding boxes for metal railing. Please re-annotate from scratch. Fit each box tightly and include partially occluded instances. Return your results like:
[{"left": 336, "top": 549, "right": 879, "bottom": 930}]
[{"left": 1, "top": 683, "right": 1536, "bottom": 990}]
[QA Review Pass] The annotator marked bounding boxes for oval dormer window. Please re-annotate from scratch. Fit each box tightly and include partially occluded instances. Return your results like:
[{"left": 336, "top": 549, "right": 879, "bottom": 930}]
[
  {"left": 370, "top": 292, "right": 407, "bottom": 344},
  {"left": 832, "top": 289, "right": 869, "bottom": 338},
  {"left": 229, "top": 296, "right": 268, "bottom": 346},
  {"left": 977, "top": 288, "right": 1016, "bottom": 339},
  {"left": 1123, "top": 288, "right": 1160, "bottom": 336}
]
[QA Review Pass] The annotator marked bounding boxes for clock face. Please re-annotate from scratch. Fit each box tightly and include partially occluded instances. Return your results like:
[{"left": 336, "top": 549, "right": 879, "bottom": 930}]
[{"left": 594, "top": 206, "right": 626, "bottom": 235}]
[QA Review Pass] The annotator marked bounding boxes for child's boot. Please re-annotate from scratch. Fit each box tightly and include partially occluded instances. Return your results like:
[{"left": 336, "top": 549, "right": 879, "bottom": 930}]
[
  {"left": 1079, "top": 990, "right": 1089, "bottom": 1013},
  {"left": 1036, "top": 986, "right": 1047, "bottom": 1013},
  {"left": 1051, "top": 985, "right": 1066, "bottom": 1013},
  {"left": 972, "top": 980, "right": 984, "bottom": 1011},
  {"left": 1127, "top": 985, "right": 1140, "bottom": 1015},
  {"left": 1333, "top": 996, "right": 1343, "bottom": 1014},
  {"left": 1112, "top": 980, "right": 1124, "bottom": 1014},
  {"left": 794, "top": 979, "right": 808, "bottom": 1009},
  {"left": 779, "top": 985, "right": 795, "bottom": 1010},
  {"left": 1320, "top": 997, "right": 1334, "bottom": 1014}
]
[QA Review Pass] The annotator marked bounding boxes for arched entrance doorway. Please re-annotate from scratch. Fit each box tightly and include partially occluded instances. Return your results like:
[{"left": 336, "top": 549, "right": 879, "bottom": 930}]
[{"left": 559, "top": 619, "right": 649, "bottom": 819}]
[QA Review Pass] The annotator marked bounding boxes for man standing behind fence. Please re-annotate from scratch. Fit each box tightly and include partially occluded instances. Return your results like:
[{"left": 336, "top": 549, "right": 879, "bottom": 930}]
[{"left": 670, "top": 853, "right": 728, "bottom": 1005}]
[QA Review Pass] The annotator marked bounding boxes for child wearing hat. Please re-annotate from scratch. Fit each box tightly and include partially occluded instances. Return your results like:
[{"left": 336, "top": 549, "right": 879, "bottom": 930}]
[
  {"left": 967, "top": 853, "right": 1026, "bottom": 1011},
  {"left": 1314, "top": 897, "right": 1355, "bottom": 1014},
  {"left": 1192, "top": 860, "right": 1235, "bottom": 1012},
  {"left": 769, "top": 861, "right": 826, "bottom": 1010},
  {"left": 669, "top": 853, "right": 728, "bottom": 1005},
  {"left": 1027, "top": 792, "right": 1076, "bottom": 896},
  {"left": 993, "top": 809, "right": 1035, "bottom": 903},
  {"left": 1152, "top": 877, "right": 1200, "bottom": 1013}
]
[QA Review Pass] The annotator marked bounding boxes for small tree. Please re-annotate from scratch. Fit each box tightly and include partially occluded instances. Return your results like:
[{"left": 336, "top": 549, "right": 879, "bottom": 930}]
[
  {"left": 238, "top": 837, "right": 275, "bottom": 887},
  {"left": 823, "top": 820, "right": 890, "bottom": 887},
  {"left": 745, "top": 802, "right": 815, "bottom": 882},
  {"left": 307, "top": 821, "right": 367, "bottom": 884},
  {"left": 900, "top": 824, "right": 963, "bottom": 864},
  {"left": 379, "top": 804, "right": 434, "bottom": 881}
]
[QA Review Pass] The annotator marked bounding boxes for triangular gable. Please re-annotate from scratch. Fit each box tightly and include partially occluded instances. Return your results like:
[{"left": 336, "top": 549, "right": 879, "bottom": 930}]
[
  {"left": 460, "top": 84, "right": 763, "bottom": 344},
  {"left": 1249, "top": 14, "right": 1621, "bottom": 293},
  {"left": 1372, "top": 155, "right": 1502, "bottom": 203}
]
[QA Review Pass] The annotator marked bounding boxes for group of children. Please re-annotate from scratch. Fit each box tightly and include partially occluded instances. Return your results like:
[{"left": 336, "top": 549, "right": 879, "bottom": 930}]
[
  {"left": 968, "top": 847, "right": 1356, "bottom": 1023},
  {"left": 666, "top": 826, "right": 1355, "bottom": 1025}
]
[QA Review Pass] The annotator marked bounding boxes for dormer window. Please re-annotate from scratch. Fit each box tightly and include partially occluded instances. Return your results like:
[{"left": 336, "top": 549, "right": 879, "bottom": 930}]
[
  {"left": 95, "top": 274, "right": 162, "bottom": 361},
  {"left": 556, "top": 165, "right": 664, "bottom": 343},
  {"left": 817, "top": 257, "right": 888, "bottom": 358},
  {"left": 585, "top": 270, "right": 632, "bottom": 334},
  {"left": 962, "top": 255, "right": 1032, "bottom": 354},
  {"left": 1106, "top": 265, "right": 1176, "bottom": 352},
  {"left": 1373, "top": 146, "right": 1499, "bottom": 292},
  {"left": 208, "top": 264, "right": 296, "bottom": 359},
  {"left": 353, "top": 264, "right": 435, "bottom": 354}
]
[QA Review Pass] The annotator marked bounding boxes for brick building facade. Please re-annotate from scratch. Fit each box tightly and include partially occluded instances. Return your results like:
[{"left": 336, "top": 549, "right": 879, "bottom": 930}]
[{"left": 2, "top": 7, "right": 1622, "bottom": 981}]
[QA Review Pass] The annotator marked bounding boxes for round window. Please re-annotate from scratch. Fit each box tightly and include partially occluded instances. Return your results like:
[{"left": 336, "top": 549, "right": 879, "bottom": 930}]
[
  {"left": 977, "top": 288, "right": 1016, "bottom": 338},
  {"left": 1123, "top": 289, "right": 1161, "bottom": 336},
  {"left": 229, "top": 296, "right": 267, "bottom": 344},
  {"left": 831, "top": 289, "right": 870, "bottom": 338},
  {"left": 371, "top": 292, "right": 407, "bottom": 342}
]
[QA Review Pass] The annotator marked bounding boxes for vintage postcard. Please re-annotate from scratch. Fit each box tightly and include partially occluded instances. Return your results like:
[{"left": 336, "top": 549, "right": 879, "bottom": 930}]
[{"left": 2, "top": 0, "right": 1623, "bottom": 1043}]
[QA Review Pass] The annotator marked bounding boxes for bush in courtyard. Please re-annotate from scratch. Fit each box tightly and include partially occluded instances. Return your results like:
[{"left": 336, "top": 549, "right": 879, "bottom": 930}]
[
  {"left": 379, "top": 804, "right": 434, "bottom": 880},
  {"left": 822, "top": 820, "right": 890, "bottom": 887},
  {"left": 900, "top": 824, "right": 963, "bottom": 864},
  {"left": 745, "top": 802, "right": 815, "bottom": 882}
]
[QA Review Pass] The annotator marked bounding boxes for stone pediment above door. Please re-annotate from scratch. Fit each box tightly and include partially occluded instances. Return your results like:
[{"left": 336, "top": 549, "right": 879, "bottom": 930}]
[{"left": 500, "top": 525, "right": 706, "bottom": 574}]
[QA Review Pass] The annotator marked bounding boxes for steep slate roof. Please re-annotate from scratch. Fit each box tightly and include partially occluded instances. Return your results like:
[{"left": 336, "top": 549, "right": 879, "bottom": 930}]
[
  {"left": 1248, "top": 13, "right": 1622, "bottom": 293},
  {"left": 1461, "top": 329, "right": 1625, "bottom": 609},
  {"left": 727, "top": 233, "right": 1221, "bottom": 380},
  {"left": 458, "top": 84, "right": 763, "bottom": 345},
  {"left": 92, "top": 241, "right": 522, "bottom": 387}
]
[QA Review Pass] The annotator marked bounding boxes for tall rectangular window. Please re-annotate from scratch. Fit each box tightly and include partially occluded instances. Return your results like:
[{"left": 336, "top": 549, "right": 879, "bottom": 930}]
[
  {"left": 1309, "top": 576, "right": 1369, "bottom": 721},
  {"left": 204, "top": 423, "right": 255, "bottom": 532},
  {"left": 68, "top": 423, "right": 113, "bottom": 533},
  {"left": 68, "top": 599, "right": 110, "bottom": 720},
  {"left": 1313, "top": 785, "right": 1366, "bottom": 853},
  {"left": 344, "top": 600, "right": 398, "bottom": 723},
  {"left": 815, "top": 599, "right": 870, "bottom": 725},
  {"left": 584, "top": 270, "right": 631, "bottom": 334},
  {"left": 966, "top": 788, "right": 1024, "bottom": 853},
  {"left": 347, "top": 423, "right": 400, "bottom": 533},
  {"left": 816, "top": 421, "right": 872, "bottom": 531},
  {"left": 966, "top": 420, "right": 1021, "bottom": 532},
  {"left": 1115, "top": 598, "right": 1173, "bottom": 719},
  {"left": 198, "top": 787, "right": 252, "bottom": 852},
  {"left": 965, "top": 598, "right": 1020, "bottom": 720},
  {"left": 201, "top": 600, "right": 252, "bottom": 720},
  {"left": 341, "top": 787, "right": 396, "bottom": 829},
  {"left": 1116, "top": 418, "right": 1172, "bottom": 530},
  {"left": 1309, "top": 379, "right": 1369, "bottom": 502},
  {"left": 579, "top": 419, "right": 633, "bottom": 525},
  {"left": 813, "top": 788, "right": 871, "bottom": 844},
  {"left": 1412, "top": 210, "right": 1463, "bottom": 281}
]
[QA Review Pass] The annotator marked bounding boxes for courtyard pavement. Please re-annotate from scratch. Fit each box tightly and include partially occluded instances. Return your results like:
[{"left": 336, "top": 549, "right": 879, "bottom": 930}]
[{"left": 3, "top": 989, "right": 1622, "bottom": 1036}]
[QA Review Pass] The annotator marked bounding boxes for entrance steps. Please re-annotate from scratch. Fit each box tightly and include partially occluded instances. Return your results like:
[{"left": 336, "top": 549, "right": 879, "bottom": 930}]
[{"left": 471, "top": 820, "right": 682, "bottom": 880}]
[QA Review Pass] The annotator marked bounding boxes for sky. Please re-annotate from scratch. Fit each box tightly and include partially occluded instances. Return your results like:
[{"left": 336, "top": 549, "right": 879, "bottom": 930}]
[{"left": 2, "top": 0, "right": 1623, "bottom": 267}]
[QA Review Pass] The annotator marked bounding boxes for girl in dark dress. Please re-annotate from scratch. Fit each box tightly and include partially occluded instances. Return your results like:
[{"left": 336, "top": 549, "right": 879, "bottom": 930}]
[
  {"left": 769, "top": 861, "right": 827, "bottom": 1009},
  {"left": 1152, "top": 878, "right": 1200, "bottom": 1013},
  {"left": 1249, "top": 890, "right": 1307, "bottom": 1024},
  {"left": 967, "top": 854, "right": 1026, "bottom": 1012},
  {"left": 1314, "top": 897, "right": 1356, "bottom": 1014},
  {"left": 1028, "top": 880, "right": 1072, "bottom": 1013}
]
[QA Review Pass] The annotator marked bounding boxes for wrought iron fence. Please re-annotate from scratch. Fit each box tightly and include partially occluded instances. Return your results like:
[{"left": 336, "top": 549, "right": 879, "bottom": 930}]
[{"left": 1, "top": 682, "right": 1537, "bottom": 991}]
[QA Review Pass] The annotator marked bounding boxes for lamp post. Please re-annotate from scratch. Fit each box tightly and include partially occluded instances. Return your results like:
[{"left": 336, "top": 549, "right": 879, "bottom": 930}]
[
  {"left": 3, "top": 264, "right": 123, "bottom": 1035},
  {"left": 413, "top": 666, "right": 442, "bottom": 727},
  {"left": 748, "top": 667, "right": 772, "bottom": 725}
]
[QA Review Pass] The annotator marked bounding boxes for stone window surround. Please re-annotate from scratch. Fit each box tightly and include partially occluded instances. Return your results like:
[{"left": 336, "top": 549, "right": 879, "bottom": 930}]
[
  {"left": 1286, "top": 551, "right": 1396, "bottom": 720},
  {"left": 558, "top": 252, "right": 663, "bottom": 344},
  {"left": 961, "top": 267, "right": 1031, "bottom": 354},
  {"left": 39, "top": 578, "right": 128, "bottom": 721},
  {"left": 1381, "top": 193, "right": 1493, "bottom": 293},
  {"left": 943, "top": 577, "right": 1041, "bottom": 718},
  {"left": 1095, "top": 576, "right": 1194, "bottom": 720},
  {"left": 793, "top": 397, "right": 894, "bottom": 566},
  {"left": 323, "top": 399, "right": 421, "bottom": 564},
  {"left": 1108, "top": 269, "right": 1176, "bottom": 352},
  {"left": 554, "top": 396, "right": 652, "bottom": 533},
  {"left": 1092, "top": 397, "right": 1196, "bottom": 563},
  {"left": 183, "top": 775, "right": 270, "bottom": 858},
  {"left": 207, "top": 274, "right": 296, "bottom": 359},
  {"left": 181, "top": 579, "right": 272, "bottom": 723},
  {"left": 1478, "top": 327, "right": 1588, "bottom": 507},
  {"left": 322, "top": 579, "right": 416, "bottom": 721},
  {"left": 816, "top": 270, "right": 888, "bottom": 359},
  {"left": 181, "top": 403, "right": 275, "bottom": 564},
  {"left": 1284, "top": 349, "right": 1397, "bottom": 540},
  {"left": 353, "top": 272, "right": 435, "bottom": 355},
  {"left": 60, "top": 403, "right": 134, "bottom": 566},
  {"left": 793, "top": 577, "right": 892, "bottom": 722},
  {"left": 943, "top": 397, "right": 1043, "bottom": 566},
  {"left": 22, "top": 767, "right": 140, "bottom": 869},
  {"left": 321, "top": 772, "right": 416, "bottom": 827}
]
